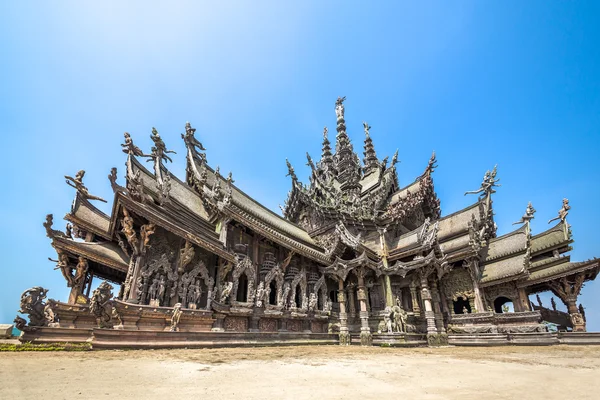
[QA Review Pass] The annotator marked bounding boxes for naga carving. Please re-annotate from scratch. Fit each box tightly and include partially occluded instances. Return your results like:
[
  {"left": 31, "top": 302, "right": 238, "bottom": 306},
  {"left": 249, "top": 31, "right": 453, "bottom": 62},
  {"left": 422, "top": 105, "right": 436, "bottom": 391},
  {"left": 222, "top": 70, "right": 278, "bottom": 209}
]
[{"left": 17, "top": 287, "right": 50, "bottom": 328}]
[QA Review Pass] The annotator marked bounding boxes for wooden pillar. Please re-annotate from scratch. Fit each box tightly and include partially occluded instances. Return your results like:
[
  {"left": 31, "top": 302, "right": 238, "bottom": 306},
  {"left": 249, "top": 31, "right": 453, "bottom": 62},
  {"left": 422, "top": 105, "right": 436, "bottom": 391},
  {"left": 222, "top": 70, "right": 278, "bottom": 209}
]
[
  {"left": 430, "top": 280, "right": 445, "bottom": 333},
  {"left": 337, "top": 278, "right": 350, "bottom": 345},
  {"left": 356, "top": 269, "right": 372, "bottom": 346},
  {"left": 409, "top": 283, "right": 420, "bottom": 314},
  {"left": 420, "top": 273, "right": 437, "bottom": 338}
]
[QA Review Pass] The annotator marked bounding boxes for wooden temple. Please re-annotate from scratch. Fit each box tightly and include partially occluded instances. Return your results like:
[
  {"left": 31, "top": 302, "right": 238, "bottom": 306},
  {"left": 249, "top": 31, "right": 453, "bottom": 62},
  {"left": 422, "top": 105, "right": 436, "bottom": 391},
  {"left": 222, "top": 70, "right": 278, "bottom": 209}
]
[{"left": 16, "top": 97, "right": 599, "bottom": 347}]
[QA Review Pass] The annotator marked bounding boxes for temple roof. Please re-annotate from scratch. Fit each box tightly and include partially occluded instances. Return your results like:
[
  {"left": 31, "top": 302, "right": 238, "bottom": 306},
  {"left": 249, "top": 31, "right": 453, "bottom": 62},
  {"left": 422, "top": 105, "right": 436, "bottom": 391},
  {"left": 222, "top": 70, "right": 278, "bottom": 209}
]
[
  {"left": 480, "top": 226, "right": 529, "bottom": 286},
  {"left": 52, "top": 235, "right": 129, "bottom": 273},
  {"left": 521, "top": 258, "right": 600, "bottom": 287},
  {"left": 530, "top": 221, "right": 571, "bottom": 255},
  {"left": 65, "top": 193, "right": 111, "bottom": 240}
]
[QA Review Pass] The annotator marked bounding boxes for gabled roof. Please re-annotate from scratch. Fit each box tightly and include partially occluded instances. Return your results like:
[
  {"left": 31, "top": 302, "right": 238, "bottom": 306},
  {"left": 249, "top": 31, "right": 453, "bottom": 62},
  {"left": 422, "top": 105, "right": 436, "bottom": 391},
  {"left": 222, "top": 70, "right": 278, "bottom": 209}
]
[{"left": 65, "top": 193, "right": 111, "bottom": 240}]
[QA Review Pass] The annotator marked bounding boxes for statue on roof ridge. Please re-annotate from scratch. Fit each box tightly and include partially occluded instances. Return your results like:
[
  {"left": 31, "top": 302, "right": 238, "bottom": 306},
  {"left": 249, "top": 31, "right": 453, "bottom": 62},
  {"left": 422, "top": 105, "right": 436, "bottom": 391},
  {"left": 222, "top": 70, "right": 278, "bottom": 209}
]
[
  {"left": 363, "top": 121, "right": 371, "bottom": 137},
  {"left": 121, "top": 132, "right": 144, "bottom": 157},
  {"left": 147, "top": 127, "right": 176, "bottom": 164},
  {"left": 306, "top": 152, "right": 316, "bottom": 171},
  {"left": 323, "top": 126, "right": 328, "bottom": 140},
  {"left": 548, "top": 198, "right": 570, "bottom": 224},
  {"left": 181, "top": 121, "right": 206, "bottom": 157},
  {"left": 464, "top": 165, "right": 500, "bottom": 198},
  {"left": 335, "top": 96, "right": 346, "bottom": 121},
  {"left": 286, "top": 159, "right": 297, "bottom": 182},
  {"left": 425, "top": 151, "right": 437, "bottom": 174},
  {"left": 65, "top": 170, "right": 107, "bottom": 203},
  {"left": 513, "top": 201, "right": 536, "bottom": 225},
  {"left": 392, "top": 149, "right": 400, "bottom": 167}
]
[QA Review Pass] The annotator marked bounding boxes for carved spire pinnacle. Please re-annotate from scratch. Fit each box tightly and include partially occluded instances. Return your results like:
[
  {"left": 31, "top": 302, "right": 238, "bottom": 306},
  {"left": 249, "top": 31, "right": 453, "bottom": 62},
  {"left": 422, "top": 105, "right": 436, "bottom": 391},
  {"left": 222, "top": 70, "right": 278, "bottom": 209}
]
[
  {"left": 320, "top": 126, "right": 335, "bottom": 177},
  {"left": 285, "top": 159, "right": 297, "bottom": 183},
  {"left": 333, "top": 97, "right": 360, "bottom": 186},
  {"left": 362, "top": 121, "right": 379, "bottom": 173}
]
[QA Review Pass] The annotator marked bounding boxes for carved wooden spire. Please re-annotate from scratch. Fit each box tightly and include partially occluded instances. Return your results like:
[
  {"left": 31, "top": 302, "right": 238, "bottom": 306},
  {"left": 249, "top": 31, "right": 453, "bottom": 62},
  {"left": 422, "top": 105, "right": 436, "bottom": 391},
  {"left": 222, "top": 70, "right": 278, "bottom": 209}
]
[
  {"left": 320, "top": 126, "right": 335, "bottom": 177},
  {"left": 362, "top": 122, "right": 379, "bottom": 173},
  {"left": 333, "top": 97, "right": 361, "bottom": 186}
]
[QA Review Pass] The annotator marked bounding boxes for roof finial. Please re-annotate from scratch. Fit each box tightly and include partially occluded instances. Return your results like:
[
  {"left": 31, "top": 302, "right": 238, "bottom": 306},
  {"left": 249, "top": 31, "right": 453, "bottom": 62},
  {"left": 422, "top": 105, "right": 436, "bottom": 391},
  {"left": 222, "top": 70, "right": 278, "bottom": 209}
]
[
  {"left": 285, "top": 159, "right": 297, "bottom": 182},
  {"left": 362, "top": 121, "right": 379, "bottom": 172},
  {"left": 513, "top": 201, "right": 536, "bottom": 225},
  {"left": 548, "top": 198, "right": 570, "bottom": 224},
  {"left": 335, "top": 96, "right": 346, "bottom": 123}
]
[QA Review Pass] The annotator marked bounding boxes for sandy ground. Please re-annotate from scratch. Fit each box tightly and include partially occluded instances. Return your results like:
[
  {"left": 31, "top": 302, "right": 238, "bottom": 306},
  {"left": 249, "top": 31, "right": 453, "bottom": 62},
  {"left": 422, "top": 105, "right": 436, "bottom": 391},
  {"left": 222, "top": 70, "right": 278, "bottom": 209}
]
[{"left": 1, "top": 345, "right": 599, "bottom": 400}]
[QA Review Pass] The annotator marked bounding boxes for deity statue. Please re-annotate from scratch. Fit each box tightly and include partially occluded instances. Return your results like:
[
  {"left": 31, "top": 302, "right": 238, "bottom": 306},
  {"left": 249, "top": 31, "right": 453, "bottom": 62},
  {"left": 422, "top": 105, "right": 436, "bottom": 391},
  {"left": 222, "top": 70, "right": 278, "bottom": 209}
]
[
  {"left": 73, "top": 256, "right": 88, "bottom": 287},
  {"left": 548, "top": 198, "right": 570, "bottom": 224},
  {"left": 121, "top": 208, "right": 139, "bottom": 254},
  {"left": 186, "top": 281, "right": 197, "bottom": 306},
  {"left": 308, "top": 292, "right": 318, "bottom": 312},
  {"left": 220, "top": 281, "right": 233, "bottom": 303},
  {"left": 65, "top": 223, "right": 73, "bottom": 238},
  {"left": 65, "top": 170, "right": 107, "bottom": 203},
  {"left": 50, "top": 251, "right": 74, "bottom": 287},
  {"left": 255, "top": 282, "right": 265, "bottom": 308},
  {"left": 335, "top": 96, "right": 346, "bottom": 121},
  {"left": 148, "top": 277, "right": 159, "bottom": 302},
  {"left": 513, "top": 201, "right": 536, "bottom": 225},
  {"left": 158, "top": 275, "right": 166, "bottom": 301},
  {"left": 89, "top": 282, "right": 115, "bottom": 328},
  {"left": 170, "top": 303, "right": 183, "bottom": 332},
  {"left": 181, "top": 122, "right": 206, "bottom": 157},
  {"left": 121, "top": 132, "right": 144, "bottom": 157},
  {"left": 18, "top": 287, "right": 49, "bottom": 327},
  {"left": 464, "top": 165, "right": 500, "bottom": 198},
  {"left": 192, "top": 280, "right": 202, "bottom": 305},
  {"left": 285, "top": 159, "right": 297, "bottom": 182},
  {"left": 363, "top": 121, "right": 371, "bottom": 136},
  {"left": 280, "top": 282, "right": 291, "bottom": 308},
  {"left": 147, "top": 127, "right": 176, "bottom": 165},
  {"left": 140, "top": 223, "right": 156, "bottom": 249}
]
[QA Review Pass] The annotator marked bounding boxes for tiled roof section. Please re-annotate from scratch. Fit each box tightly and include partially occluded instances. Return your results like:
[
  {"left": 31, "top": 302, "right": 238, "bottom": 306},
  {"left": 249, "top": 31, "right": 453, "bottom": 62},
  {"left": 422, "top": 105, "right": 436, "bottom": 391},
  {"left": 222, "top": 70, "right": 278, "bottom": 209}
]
[
  {"left": 530, "top": 221, "right": 569, "bottom": 254},
  {"left": 480, "top": 253, "right": 527, "bottom": 284},
  {"left": 388, "top": 178, "right": 421, "bottom": 205},
  {"left": 359, "top": 168, "right": 383, "bottom": 194},
  {"left": 132, "top": 158, "right": 210, "bottom": 220},
  {"left": 65, "top": 194, "right": 111, "bottom": 239},
  {"left": 484, "top": 226, "right": 528, "bottom": 262},
  {"left": 52, "top": 236, "right": 130, "bottom": 273},
  {"left": 194, "top": 159, "right": 319, "bottom": 248},
  {"left": 439, "top": 234, "right": 470, "bottom": 255},
  {"left": 437, "top": 202, "right": 481, "bottom": 240},
  {"left": 523, "top": 259, "right": 600, "bottom": 285},
  {"left": 392, "top": 228, "right": 420, "bottom": 252},
  {"left": 529, "top": 254, "right": 570, "bottom": 270}
]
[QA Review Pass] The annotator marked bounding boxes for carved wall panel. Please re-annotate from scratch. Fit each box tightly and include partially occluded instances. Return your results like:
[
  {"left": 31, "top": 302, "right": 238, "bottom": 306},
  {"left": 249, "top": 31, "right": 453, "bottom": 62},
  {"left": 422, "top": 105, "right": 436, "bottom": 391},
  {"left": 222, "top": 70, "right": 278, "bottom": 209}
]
[
  {"left": 259, "top": 318, "right": 277, "bottom": 332},
  {"left": 311, "top": 321, "right": 325, "bottom": 333},
  {"left": 224, "top": 316, "right": 248, "bottom": 332},
  {"left": 441, "top": 268, "right": 475, "bottom": 301},
  {"left": 484, "top": 282, "right": 519, "bottom": 306},
  {"left": 287, "top": 320, "right": 302, "bottom": 332}
]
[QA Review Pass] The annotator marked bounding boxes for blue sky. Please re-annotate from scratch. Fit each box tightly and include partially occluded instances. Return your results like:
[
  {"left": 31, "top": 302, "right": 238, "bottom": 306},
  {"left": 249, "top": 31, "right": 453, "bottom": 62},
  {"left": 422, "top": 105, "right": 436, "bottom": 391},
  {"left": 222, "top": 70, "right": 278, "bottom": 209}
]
[{"left": 1, "top": 2, "right": 599, "bottom": 330}]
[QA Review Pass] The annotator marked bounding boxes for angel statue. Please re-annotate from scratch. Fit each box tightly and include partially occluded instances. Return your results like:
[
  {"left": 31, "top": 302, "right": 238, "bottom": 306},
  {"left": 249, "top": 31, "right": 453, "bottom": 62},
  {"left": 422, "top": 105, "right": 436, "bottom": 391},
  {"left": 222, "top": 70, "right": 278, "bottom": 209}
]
[
  {"left": 181, "top": 121, "right": 206, "bottom": 157},
  {"left": 121, "top": 132, "right": 144, "bottom": 157},
  {"left": 513, "top": 202, "right": 536, "bottom": 225},
  {"left": 548, "top": 198, "right": 570, "bottom": 224},
  {"left": 335, "top": 96, "right": 346, "bottom": 121},
  {"left": 464, "top": 165, "right": 500, "bottom": 198},
  {"left": 65, "top": 170, "right": 107, "bottom": 203}
]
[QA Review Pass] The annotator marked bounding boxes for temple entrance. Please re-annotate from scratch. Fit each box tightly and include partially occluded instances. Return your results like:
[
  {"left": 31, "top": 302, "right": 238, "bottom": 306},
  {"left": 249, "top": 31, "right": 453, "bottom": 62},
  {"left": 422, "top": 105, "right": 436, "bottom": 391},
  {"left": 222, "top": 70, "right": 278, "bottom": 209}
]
[
  {"left": 295, "top": 286, "right": 301, "bottom": 307},
  {"left": 494, "top": 296, "right": 514, "bottom": 313},
  {"left": 269, "top": 280, "right": 277, "bottom": 305},
  {"left": 236, "top": 274, "right": 248, "bottom": 302},
  {"left": 453, "top": 296, "right": 471, "bottom": 314}
]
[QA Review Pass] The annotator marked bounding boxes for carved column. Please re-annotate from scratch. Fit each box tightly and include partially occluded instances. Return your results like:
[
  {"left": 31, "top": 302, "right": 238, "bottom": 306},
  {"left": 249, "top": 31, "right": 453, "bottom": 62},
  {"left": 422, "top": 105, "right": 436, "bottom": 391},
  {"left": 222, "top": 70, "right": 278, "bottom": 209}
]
[
  {"left": 517, "top": 287, "right": 531, "bottom": 312},
  {"left": 548, "top": 274, "right": 586, "bottom": 332},
  {"left": 347, "top": 284, "right": 357, "bottom": 317},
  {"left": 430, "top": 280, "right": 445, "bottom": 333},
  {"left": 466, "top": 258, "right": 485, "bottom": 312},
  {"left": 337, "top": 278, "right": 350, "bottom": 345},
  {"left": 356, "top": 268, "right": 372, "bottom": 346},
  {"left": 409, "top": 283, "right": 421, "bottom": 314},
  {"left": 420, "top": 273, "right": 439, "bottom": 345}
]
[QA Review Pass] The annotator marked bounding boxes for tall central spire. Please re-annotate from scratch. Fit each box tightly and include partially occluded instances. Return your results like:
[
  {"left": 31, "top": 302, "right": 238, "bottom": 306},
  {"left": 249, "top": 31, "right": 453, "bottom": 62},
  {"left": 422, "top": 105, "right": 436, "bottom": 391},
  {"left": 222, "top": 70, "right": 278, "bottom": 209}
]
[{"left": 333, "top": 96, "right": 361, "bottom": 186}]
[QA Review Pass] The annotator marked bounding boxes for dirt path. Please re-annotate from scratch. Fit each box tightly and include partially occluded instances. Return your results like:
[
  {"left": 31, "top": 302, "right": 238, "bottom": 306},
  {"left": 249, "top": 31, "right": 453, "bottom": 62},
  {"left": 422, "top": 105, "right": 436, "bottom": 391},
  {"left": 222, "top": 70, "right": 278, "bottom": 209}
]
[{"left": 1, "top": 345, "right": 598, "bottom": 399}]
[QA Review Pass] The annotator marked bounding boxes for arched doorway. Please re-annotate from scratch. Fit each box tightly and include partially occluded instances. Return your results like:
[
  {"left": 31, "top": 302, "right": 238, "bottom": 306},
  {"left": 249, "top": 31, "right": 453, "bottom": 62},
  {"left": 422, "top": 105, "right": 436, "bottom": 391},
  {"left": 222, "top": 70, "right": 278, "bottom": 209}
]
[
  {"left": 494, "top": 296, "right": 514, "bottom": 313},
  {"left": 269, "top": 280, "right": 277, "bottom": 305},
  {"left": 236, "top": 274, "right": 248, "bottom": 302},
  {"left": 295, "top": 286, "right": 302, "bottom": 308},
  {"left": 453, "top": 296, "right": 471, "bottom": 314}
]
